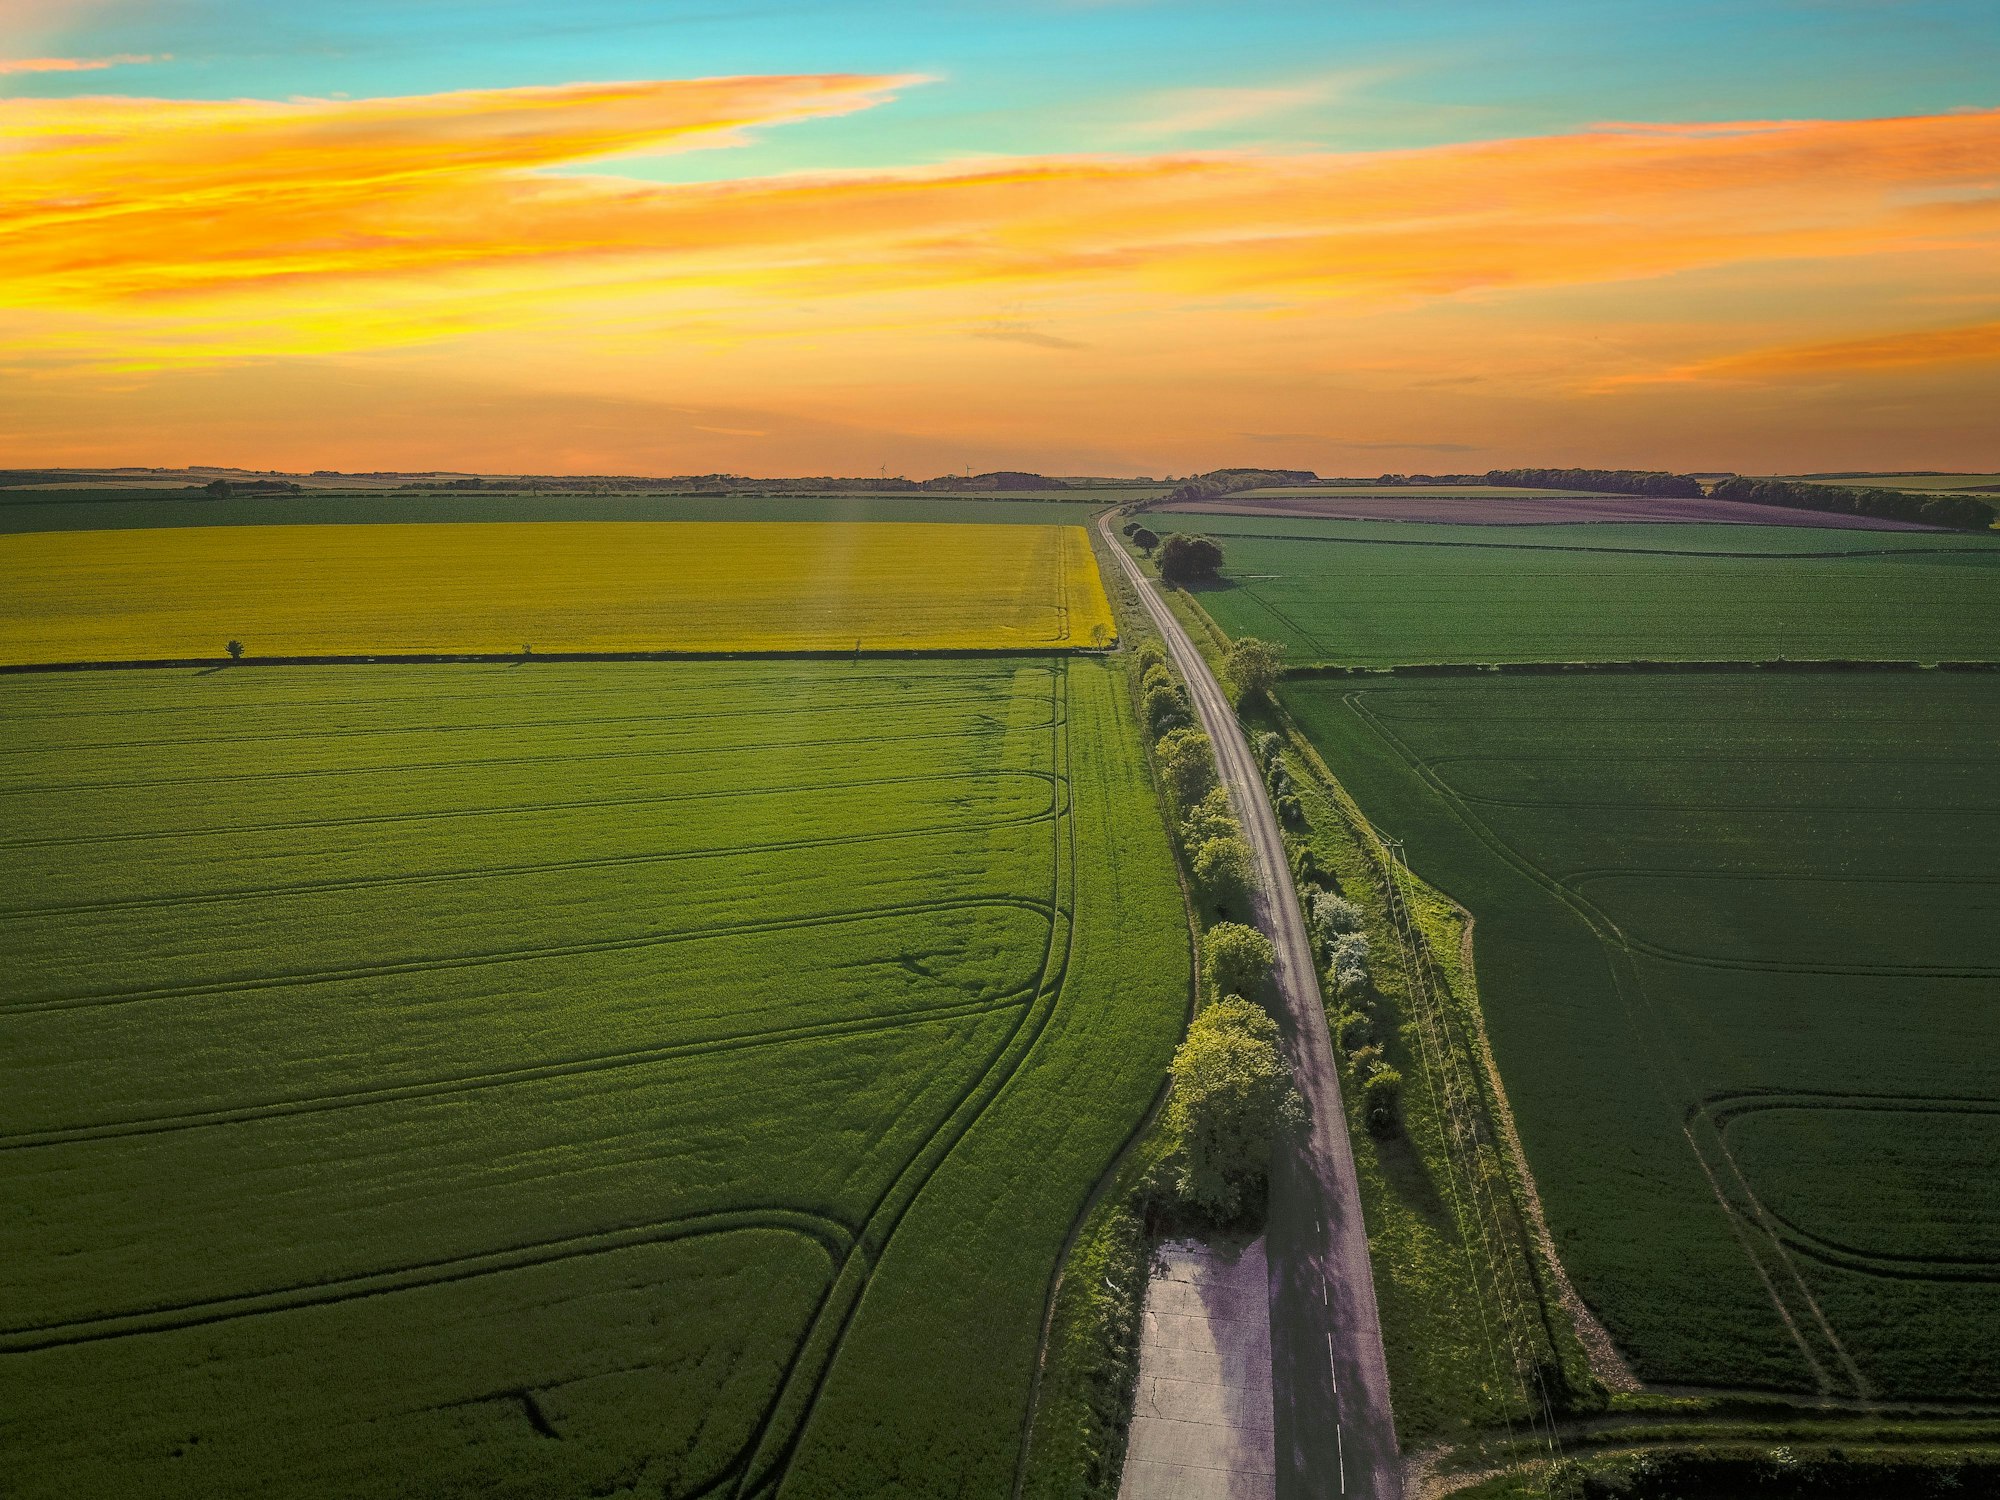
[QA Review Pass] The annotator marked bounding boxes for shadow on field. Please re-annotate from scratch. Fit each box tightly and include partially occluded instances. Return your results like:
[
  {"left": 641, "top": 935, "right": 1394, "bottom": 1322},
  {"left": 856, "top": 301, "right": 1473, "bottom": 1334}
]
[{"left": 1374, "top": 1123, "right": 1454, "bottom": 1237}]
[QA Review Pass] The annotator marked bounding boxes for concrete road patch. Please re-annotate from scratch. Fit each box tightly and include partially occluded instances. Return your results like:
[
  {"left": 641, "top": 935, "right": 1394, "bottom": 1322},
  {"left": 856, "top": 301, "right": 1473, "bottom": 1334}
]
[{"left": 1120, "top": 1237, "right": 1276, "bottom": 1500}]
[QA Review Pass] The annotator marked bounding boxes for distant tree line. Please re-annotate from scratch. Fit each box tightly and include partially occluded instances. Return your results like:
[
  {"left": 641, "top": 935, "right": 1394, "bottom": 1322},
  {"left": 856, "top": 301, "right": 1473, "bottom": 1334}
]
[
  {"left": 1711, "top": 475, "right": 1992, "bottom": 532},
  {"left": 1485, "top": 468, "right": 1703, "bottom": 498}
]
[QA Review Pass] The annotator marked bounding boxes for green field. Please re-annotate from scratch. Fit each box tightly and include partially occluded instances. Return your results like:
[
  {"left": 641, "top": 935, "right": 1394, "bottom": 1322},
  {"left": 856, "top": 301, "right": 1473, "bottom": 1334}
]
[
  {"left": 0, "top": 489, "right": 1136, "bottom": 536},
  {"left": 0, "top": 657, "right": 1186, "bottom": 1498},
  {"left": 1282, "top": 672, "right": 2000, "bottom": 1399},
  {"left": 1135, "top": 520, "right": 2000, "bottom": 665},
  {"left": 1144, "top": 510, "right": 2000, "bottom": 554}
]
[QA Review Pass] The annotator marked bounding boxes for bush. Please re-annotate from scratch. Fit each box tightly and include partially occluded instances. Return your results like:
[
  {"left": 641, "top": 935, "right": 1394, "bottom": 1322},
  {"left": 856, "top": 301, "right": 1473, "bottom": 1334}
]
[
  {"left": 1330, "top": 932, "right": 1370, "bottom": 972},
  {"left": 1253, "top": 731, "right": 1282, "bottom": 771},
  {"left": 1202, "top": 922, "right": 1275, "bottom": 999},
  {"left": 1180, "top": 786, "right": 1239, "bottom": 848},
  {"left": 1140, "top": 663, "right": 1174, "bottom": 697},
  {"left": 1192, "top": 835, "right": 1254, "bottom": 900},
  {"left": 1334, "top": 1008, "right": 1375, "bottom": 1054},
  {"left": 1312, "top": 893, "right": 1363, "bottom": 944},
  {"left": 1331, "top": 963, "right": 1370, "bottom": 1002},
  {"left": 1272, "top": 792, "right": 1302, "bottom": 827},
  {"left": 1134, "top": 640, "right": 1167, "bottom": 677},
  {"left": 1289, "top": 842, "right": 1323, "bottom": 888},
  {"left": 1164, "top": 997, "right": 1305, "bottom": 1217},
  {"left": 1362, "top": 1066, "right": 1403, "bottom": 1137},
  {"left": 1159, "top": 532, "right": 1224, "bottom": 584},
  {"left": 1225, "top": 637, "right": 1285, "bottom": 707},
  {"left": 1154, "top": 728, "right": 1217, "bottom": 807}
]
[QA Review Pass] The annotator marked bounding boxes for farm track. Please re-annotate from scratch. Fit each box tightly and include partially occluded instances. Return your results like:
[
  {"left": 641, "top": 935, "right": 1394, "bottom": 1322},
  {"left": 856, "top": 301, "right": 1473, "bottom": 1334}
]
[
  {"left": 1, "top": 984, "right": 1044, "bottom": 1151},
  {"left": 0, "top": 1207, "right": 854, "bottom": 1354},
  {"left": 1340, "top": 690, "right": 1876, "bottom": 1396},
  {"left": 0, "top": 775, "right": 1057, "bottom": 919},
  {"left": 4, "top": 893, "right": 1059, "bottom": 1016}
]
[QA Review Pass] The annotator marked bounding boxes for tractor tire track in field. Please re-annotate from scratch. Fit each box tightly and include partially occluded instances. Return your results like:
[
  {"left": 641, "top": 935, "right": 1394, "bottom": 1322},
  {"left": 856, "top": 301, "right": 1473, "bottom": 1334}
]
[
  {"left": 0, "top": 768, "right": 1052, "bottom": 854},
  {"left": 1342, "top": 689, "right": 1872, "bottom": 1398},
  {"left": 1693, "top": 1092, "right": 2000, "bottom": 1283},
  {"left": 3, "top": 895, "right": 1058, "bottom": 1016},
  {"left": 730, "top": 661, "right": 1080, "bottom": 1499},
  {"left": 0, "top": 985, "right": 1045, "bottom": 1152},
  {"left": 0, "top": 686, "right": 1019, "bottom": 756},
  {"left": 0, "top": 1208, "right": 855, "bottom": 1355},
  {"left": 0, "top": 668, "right": 1040, "bottom": 726},
  {"left": 0, "top": 714, "right": 1054, "bottom": 800},
  {"left": 0, "top": 775, "right": 1057, "bottom": 920}
]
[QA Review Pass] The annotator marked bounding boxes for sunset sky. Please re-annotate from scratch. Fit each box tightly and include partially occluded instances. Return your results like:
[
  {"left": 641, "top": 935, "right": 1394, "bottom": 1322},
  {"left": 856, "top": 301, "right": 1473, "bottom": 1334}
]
[{"left": 4, "top": 1, "right": 1997, "bottom": 476}]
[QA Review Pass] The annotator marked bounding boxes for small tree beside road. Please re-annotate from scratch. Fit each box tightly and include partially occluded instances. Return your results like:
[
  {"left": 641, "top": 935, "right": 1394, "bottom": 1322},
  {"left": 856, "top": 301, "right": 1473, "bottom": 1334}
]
[
  {"left": 1224, "top": 637, "right": 1284, "bottom": 707},
  {"left": 1159, "top": 532, "right": 1224, "bottom": 585},
  {"left": 1202, "top": 921, "right": 1275, "bottom": 1000}
]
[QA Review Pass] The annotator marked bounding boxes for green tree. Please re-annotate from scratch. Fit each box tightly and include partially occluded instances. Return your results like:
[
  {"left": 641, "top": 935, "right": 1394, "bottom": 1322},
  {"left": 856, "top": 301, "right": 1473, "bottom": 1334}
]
[
  {"left": 1154, "top": 727, "right": 1216, "bottom": 807},
  {"left": 1192, "top": 834, "right": 1254, "bottom": 900},
  {"left": 1131, "top": 527, "right": 1160, "bottom": 554},
  {"left": 225, "top": 639, "right": 245, "bottom": 661},
  {"left": 1180, "top": 786, "right": 1239, "bottom": 848},
  {"left": 1159, "top": 532, "right": 1223, "bottom": 584},
  {"left": 1202, "top": 921, "right": 1275, "bottom": 999},
  {"left": 1225, "top": 636, "right": 1285, "bottom": 707},
  {"left": 1164, "top": 997, "right": 1305, "bottom": 1216},
  {"left": 1143, "top": 682, "right": 1190, "bottom": 735},
  {"left": 1134, "top": 640, "right": 1167, "bottom": 677}
]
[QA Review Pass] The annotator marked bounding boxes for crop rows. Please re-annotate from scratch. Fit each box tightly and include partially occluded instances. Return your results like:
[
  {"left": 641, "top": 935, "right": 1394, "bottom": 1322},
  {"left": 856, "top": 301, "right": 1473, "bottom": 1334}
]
[{"left": 0, "top": 657, "right": 1186, "bottom": 1499}]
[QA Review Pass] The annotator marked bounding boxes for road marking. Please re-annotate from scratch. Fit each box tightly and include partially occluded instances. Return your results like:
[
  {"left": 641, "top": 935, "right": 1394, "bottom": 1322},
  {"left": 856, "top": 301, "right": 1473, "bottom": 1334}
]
[
  {"left": 1327, "top": 1330, "right": 1337, "bottom": 1393},
  {"left": 1321, "top": 1284, "right": 1327, "bottom": 1306},
  {"left": 1337, "top": 1422, "right": 1346, "bottom": 1494}
]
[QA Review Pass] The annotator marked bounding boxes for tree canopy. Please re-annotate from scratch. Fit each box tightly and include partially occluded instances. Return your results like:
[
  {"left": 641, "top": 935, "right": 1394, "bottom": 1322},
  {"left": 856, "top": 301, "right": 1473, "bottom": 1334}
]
[
  {"left": 1224, "top": 636, "right": 1284, "bottom": 707},
  {"left": 1154, "top": 727, "right": 1216, "bottom": 807},
  {"left": 1165, "top": 997, "right": 1304, "bottom": 1216},
  {"left": 1159, "top": 532, "right": 1224, "bottom": 584},
  {"left": 1202, "top": 920, "right": 1275, "bottom": 999}
]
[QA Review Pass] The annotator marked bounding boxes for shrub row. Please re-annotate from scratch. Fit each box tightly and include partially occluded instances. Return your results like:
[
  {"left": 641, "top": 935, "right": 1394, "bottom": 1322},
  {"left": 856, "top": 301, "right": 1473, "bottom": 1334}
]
[
  {"left": 1485, "top": 468, "right": 1702, "bottom": 498},
  {"left": 1711, "top": 474, "right": 1992, "bottom": 531}
]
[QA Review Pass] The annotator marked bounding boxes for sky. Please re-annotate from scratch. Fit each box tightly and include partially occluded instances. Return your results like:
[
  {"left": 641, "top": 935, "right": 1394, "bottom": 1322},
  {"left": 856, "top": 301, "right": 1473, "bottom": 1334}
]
[{"left": 3, "top": 0, "right": 1997, "bottom": 477}]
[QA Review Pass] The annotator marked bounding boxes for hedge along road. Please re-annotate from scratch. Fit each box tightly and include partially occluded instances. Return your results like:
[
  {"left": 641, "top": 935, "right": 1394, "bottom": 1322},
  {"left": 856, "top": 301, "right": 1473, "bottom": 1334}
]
[{"left": 1097, "top": 512, "right": 1398, "bottom": 1500}]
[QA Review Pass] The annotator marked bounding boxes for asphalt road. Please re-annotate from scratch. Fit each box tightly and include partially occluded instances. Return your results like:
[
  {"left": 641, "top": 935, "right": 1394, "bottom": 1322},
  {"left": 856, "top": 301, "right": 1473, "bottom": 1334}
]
[{"left": 1099, "top": 513, "right": 1400, "bottom": 1500}]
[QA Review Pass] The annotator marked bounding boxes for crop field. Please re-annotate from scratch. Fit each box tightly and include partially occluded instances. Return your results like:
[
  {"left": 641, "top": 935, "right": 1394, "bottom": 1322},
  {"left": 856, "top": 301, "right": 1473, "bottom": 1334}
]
[
  {"left": 0, "top": 520, "right": 1117, "bottom": 662},
  {"left": 1132, "top": 522, "right": 2000, "bottom": 664},
  {"left": 1142, "top": 511, "right": 1998, "bottom": 553},
  {"left": 1281, "top": 673, "right": 2000, "bottom": 1399},
  {"left": 0, "top": 490, "right": 1136, "bottom": 537},
  {"left": 0, "top": 657, "right": 1186, "bottom": 1498},
  {"left": 1167, "top": 491, "right": 1936, "bottom": 528}
]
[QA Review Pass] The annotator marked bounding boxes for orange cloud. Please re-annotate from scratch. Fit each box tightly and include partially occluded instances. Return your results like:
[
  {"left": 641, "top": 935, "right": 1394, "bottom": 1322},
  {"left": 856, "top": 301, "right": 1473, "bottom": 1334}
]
[
  {"left": 1647, "top": 319, "right": 2000, "bottom": 382},
  {"left": 2, "top": 82, "right": 1998, "bottom": 375},
  {"left": 0, "top": 52, "right": 156, "bottom": 73}
]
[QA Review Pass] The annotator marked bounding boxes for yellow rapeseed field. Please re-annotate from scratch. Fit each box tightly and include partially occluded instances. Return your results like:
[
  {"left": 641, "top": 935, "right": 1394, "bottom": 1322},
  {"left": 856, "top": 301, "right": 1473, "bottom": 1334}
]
[{"left": 0, "top": 521, "right": 1117, "bottom": 662}]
